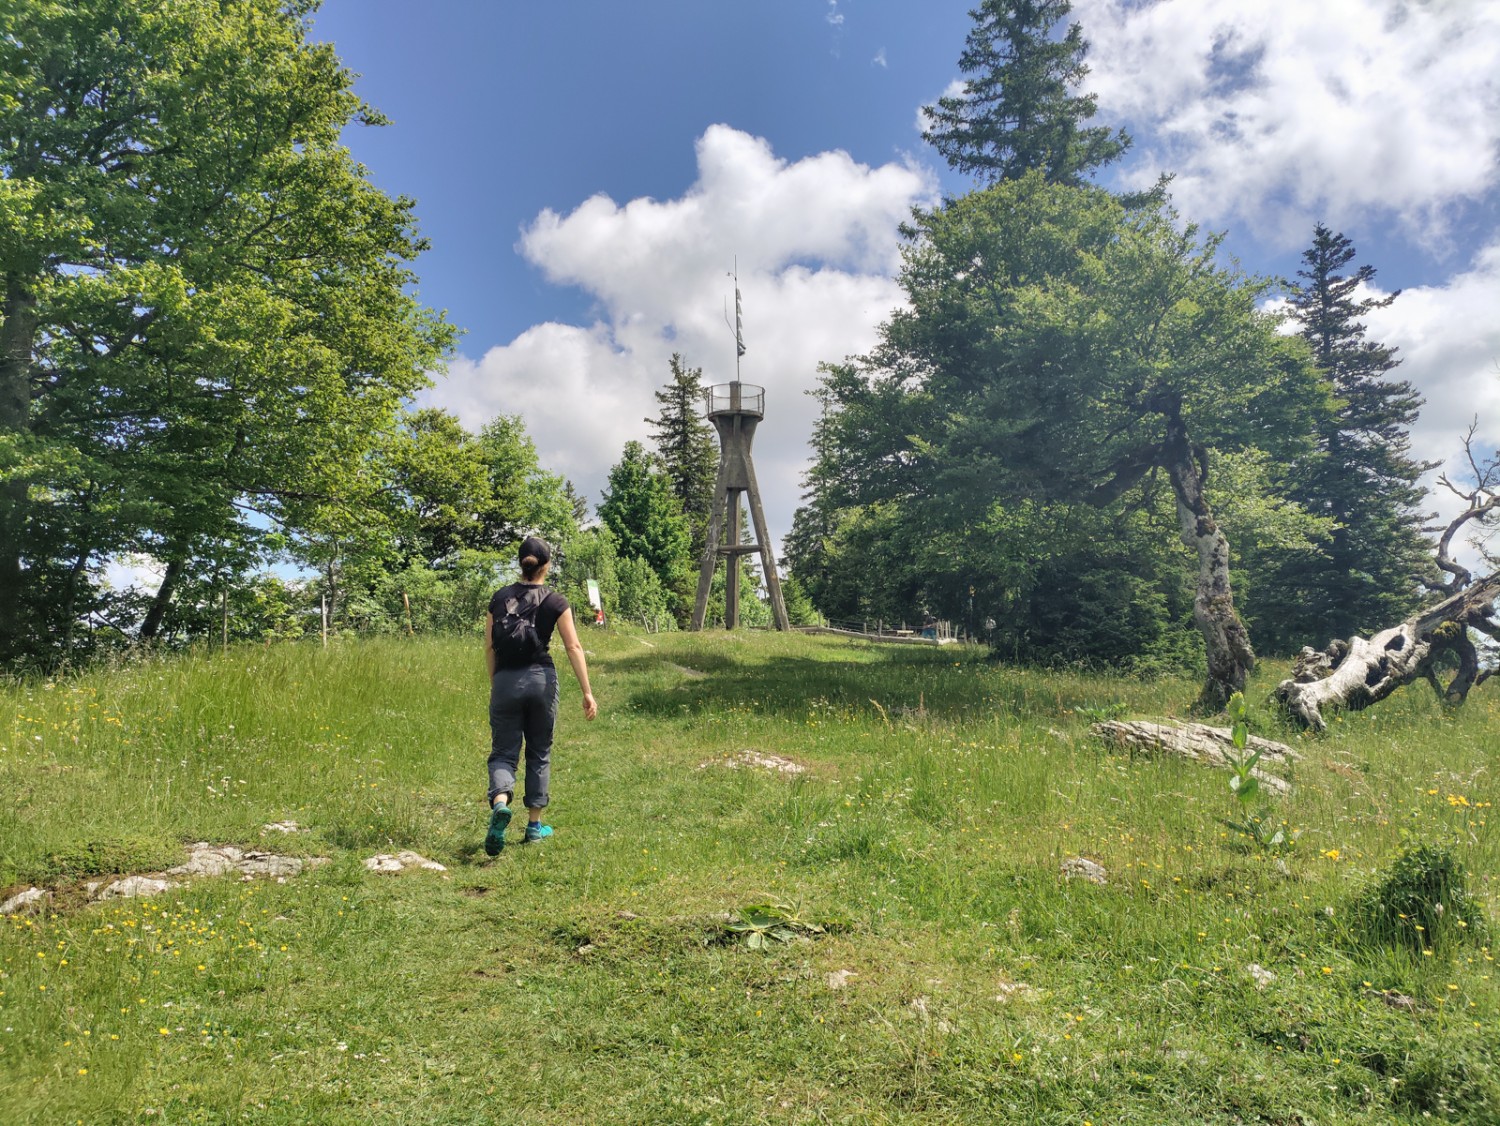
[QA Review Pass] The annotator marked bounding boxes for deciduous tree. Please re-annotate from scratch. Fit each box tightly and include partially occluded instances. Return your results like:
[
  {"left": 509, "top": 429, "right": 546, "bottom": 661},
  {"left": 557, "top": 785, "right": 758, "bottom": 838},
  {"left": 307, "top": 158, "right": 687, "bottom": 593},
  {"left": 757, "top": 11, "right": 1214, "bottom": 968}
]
[
  {"left": 0, "top": 0, "right": 453, "bottom": 666},
  {"left": 801, "top": 176, "right": 1329, "bottom": 708}
]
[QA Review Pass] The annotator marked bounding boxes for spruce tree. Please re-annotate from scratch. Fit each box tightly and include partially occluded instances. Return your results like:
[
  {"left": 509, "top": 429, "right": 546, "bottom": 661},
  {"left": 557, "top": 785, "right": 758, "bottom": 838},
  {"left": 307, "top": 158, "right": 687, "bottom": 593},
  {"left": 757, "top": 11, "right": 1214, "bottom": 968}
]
[
  {"left": 645, "top": 354, "right": 718, "bottom": 557},
  {"left": 921, "top": 0, "right": 1129, "bottom": 186},
  {"left": 1252, "top": 225, "right": 1434, "bottom": 649},
  {"left": 598, "top": 441, "right": 694, "bottom": 619}
]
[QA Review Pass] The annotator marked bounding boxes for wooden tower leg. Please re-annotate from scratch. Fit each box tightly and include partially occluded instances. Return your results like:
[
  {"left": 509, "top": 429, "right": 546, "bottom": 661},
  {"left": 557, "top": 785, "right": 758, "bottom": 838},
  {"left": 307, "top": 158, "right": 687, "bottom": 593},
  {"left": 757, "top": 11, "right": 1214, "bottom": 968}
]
[
  {"left": 745, "top": 458, "right": 790, "bottom": 631},
  {"left": 691, "top": 463, "right": 730, "bottom": 630},
  {"left": 724, "top": 490, "right": 741, "bottom": 630}
]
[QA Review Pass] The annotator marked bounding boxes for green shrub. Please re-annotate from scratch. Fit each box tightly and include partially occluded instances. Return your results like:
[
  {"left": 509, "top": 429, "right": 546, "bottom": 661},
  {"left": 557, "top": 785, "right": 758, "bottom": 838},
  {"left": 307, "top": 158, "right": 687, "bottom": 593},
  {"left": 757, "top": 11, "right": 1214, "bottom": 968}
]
[
  {"left": 1390, "top": 1043, "right": 1500, "bottom": 1120},
  {"left": 42, "top": 834, "right": 182, "bottom": 880},
  {"left": 1352, "top": 842, "right": 1487, "bottom": 955}
]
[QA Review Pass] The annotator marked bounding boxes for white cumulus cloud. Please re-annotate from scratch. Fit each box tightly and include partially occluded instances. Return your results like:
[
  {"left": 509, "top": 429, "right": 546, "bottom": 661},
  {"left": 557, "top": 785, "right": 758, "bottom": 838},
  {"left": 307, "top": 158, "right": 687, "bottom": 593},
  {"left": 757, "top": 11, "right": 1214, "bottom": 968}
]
[
  {"left": 1073, "top": 0, "right": 1500, "bottom": 244},
  {"left": 1363, "top": 240, "right": 1500, "bottom": 551},
  {"left": 428, "top": 125, "right": 936, "bottom": 547}
]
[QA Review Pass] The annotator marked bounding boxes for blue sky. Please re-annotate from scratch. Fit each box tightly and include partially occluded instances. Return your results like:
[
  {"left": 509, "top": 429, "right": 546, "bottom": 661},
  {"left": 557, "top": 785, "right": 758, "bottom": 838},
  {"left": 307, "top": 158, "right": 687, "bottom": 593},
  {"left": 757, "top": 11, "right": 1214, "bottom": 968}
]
[{"left": 309, "top": 0, "right": 1500, "bottom": 550}]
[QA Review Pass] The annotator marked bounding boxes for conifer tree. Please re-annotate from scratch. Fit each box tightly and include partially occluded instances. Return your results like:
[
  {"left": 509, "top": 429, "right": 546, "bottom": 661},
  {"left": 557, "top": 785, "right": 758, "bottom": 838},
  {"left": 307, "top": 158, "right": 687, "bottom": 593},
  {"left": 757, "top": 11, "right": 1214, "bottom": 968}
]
[
  {"left": 645, "top": 354, "right": 717, "bottom": 557},
  {"left": 598, "top": 441, "right": 694, "bottom": 618},
  {"left": 921, "top": 0, "right": 1129, "bottom": 185},
  {"left": 1251, "top": 226, "right": 1435, "bottom": 649}
]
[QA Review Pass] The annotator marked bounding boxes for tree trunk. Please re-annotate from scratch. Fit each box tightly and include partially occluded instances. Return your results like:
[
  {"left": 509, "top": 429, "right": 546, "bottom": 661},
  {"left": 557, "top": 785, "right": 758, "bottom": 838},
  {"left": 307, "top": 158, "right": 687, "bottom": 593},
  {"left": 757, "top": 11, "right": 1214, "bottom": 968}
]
[
  {"left": 1163, "top": 412, "right": 1255, "bottom": 712},
  {"left": 138, "top": 555, "right": 187, "bottom": 642},
  {"left": 0, "top": 276, "right": 38, "bottom": 664},
  {"left": 1274, "top": 572, "right": 1500, "bottom": 731},
  {"left": 1091, "top": 719, "right": 1298, "bottom": 794}
]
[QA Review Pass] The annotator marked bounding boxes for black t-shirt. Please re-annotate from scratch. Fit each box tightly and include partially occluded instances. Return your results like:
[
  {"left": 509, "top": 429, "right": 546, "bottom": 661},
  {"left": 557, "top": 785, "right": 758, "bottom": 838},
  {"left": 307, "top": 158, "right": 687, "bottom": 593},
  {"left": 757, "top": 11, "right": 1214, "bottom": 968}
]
[{"left": 488, "top": 583, "right": 570, "bottom": 669}]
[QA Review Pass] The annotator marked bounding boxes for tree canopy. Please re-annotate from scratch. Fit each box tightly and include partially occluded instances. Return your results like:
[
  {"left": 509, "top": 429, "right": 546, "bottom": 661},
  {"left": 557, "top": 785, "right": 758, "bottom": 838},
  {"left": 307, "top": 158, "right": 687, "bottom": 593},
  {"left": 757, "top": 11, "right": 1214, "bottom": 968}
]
[
  {"left": 1246, "top": 225, "right": 1435, "bottom": 651},
  {"left": 1, "top": 0, "right": 454, "bottom": 667},
  {"left": 793, "top": 175, "right": 1331, "bottom": 706},
  {"left": 921, "top": 0, "right": 1129, "bottom": 186},
  {"left": 646, "top": 353, "right": 717, "bottom": 559},
  {"left": 598, "top": 440, "right": 693, "bottom": 620}
]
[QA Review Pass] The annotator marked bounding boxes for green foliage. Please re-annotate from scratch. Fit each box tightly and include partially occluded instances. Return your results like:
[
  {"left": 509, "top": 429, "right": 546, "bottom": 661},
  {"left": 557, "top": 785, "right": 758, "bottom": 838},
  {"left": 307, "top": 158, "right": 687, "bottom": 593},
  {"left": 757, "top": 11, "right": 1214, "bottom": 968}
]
[
  {"left": 615, "top": 555, "right": 677, "bottom": 633},
  {"left": 1353, "top": 843, "right": 1488, "bottom": 956},
  {"left": 723, "top": 898, "right": 831, "bottom": 949},
  {"left": 920, "top": 0, "right": 1129, "bottom": 186},
  {"left": 1220, "top": 692, "right": 1293, "bottom": 852},
  {"left": 647, "top": 354, "right": 718, "bottom": 559},
  {"left": 344, "top": 552, "right": 512, "bottom": 636},
  {"left": 599, "top": 440, "right": 694, "bottom": 620},
  {"left": 476, "top": 415, "right": 579, "bottom": 549},
  {"left": 42, "top": 834, "right": 182, "bottom": 881},
  {"left": 370, "top": 408, "right": 579, "bottom": 570},
  {"left": 556, "top": 526, "right": 620, "bottom": 622},
  {"left": 1250, "top": 226, "right": 1436, "bottom": 653},
  {"left": 793, "top": 174, "right": 1328, "bottom": 683},
  {"left": 1072, "top": 702, "right": 1128, "bottom": 723},
  {"left": 0, "top": 0, "right": 454, "bottom": 670},
  {"left": 778, "top": 573, "right": 823, "bottom": 627}
]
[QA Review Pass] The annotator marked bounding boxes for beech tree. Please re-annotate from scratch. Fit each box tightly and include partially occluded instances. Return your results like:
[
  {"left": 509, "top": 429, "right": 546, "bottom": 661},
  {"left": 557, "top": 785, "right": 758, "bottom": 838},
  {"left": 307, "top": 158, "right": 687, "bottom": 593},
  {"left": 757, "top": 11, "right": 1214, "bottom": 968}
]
[
  {"left": 0, "top": 0, "right": 453, "bottom": 666},
  {"left": 921, "top": 0, "right": 1129, "bottom": 186},
  {"left": 802, "top": 176, "right": 1327, "bottom": 708}
]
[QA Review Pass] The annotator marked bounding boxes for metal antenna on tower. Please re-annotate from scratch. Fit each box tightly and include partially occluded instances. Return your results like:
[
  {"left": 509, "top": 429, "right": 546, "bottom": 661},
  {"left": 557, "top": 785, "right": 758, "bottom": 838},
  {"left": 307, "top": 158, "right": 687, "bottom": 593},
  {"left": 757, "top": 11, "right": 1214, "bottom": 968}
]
[{"left": 722, "top": 258, "right": 745, "bottom": 380}]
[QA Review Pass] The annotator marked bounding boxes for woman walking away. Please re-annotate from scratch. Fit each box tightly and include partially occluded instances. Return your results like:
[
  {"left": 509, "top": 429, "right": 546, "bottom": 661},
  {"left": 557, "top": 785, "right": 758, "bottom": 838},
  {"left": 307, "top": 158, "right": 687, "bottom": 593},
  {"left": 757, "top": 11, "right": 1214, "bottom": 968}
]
[{"left": 484, "top": 536, "right": 597, "bottom": 855}]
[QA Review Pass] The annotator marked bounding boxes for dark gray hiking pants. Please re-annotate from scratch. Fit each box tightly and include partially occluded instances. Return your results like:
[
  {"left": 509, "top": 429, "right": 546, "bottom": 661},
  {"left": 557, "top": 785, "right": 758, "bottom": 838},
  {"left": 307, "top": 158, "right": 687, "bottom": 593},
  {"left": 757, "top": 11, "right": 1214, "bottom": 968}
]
[{"left": 487, "top": 665, "right": 558, "bottom": 808}]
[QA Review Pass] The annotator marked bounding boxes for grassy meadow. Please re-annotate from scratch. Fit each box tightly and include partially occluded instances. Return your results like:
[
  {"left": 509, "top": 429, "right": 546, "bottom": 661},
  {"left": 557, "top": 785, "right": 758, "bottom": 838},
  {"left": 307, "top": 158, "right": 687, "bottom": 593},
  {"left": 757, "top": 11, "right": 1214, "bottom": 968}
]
[{"left": 1, "top": 628, "right": 1496, "bottom": 1124}]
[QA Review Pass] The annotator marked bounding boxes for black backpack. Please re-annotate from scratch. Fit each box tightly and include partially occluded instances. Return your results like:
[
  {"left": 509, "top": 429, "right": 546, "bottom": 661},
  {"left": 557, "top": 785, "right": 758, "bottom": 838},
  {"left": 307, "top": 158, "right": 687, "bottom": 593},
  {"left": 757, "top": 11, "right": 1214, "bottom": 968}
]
[{"left": 491, "top": 586, "right": 547, "bottom": 665}]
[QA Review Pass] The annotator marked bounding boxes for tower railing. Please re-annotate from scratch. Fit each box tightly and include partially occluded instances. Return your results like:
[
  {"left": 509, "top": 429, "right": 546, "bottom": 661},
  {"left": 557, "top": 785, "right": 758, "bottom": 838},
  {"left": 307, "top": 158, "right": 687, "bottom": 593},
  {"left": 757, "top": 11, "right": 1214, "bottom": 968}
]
[{"left": 704, "top": 383, "right": 764, "bottom": 419}]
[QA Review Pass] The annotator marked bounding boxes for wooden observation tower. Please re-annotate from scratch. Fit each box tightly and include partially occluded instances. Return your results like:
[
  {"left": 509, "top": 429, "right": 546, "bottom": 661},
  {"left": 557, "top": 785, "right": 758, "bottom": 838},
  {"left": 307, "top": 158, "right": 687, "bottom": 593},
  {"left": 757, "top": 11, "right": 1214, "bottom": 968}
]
[{"left": 689, "top": 379, "right": 790, "bottom": 631}]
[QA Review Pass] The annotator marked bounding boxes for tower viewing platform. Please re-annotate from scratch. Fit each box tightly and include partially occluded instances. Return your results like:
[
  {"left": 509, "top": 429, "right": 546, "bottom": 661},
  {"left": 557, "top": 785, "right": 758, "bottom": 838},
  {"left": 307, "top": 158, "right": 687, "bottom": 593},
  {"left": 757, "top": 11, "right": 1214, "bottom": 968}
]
[{"left": 704, "top": 382, "right": 764, "bottom": 420}]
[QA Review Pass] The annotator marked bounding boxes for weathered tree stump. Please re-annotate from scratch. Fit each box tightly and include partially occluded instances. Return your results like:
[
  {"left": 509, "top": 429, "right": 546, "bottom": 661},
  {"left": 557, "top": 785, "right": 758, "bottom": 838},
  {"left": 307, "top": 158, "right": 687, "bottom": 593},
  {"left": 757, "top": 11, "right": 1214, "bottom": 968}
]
[
  {"left": 1274, "top": 574, "right": 1500, "bottom": 731},
  {"left": 1091, "top": 719, "right": 1298, "bottom": 794},
  {"left": 1275, "top": 434, "right": 1500, "bottom": 731}
]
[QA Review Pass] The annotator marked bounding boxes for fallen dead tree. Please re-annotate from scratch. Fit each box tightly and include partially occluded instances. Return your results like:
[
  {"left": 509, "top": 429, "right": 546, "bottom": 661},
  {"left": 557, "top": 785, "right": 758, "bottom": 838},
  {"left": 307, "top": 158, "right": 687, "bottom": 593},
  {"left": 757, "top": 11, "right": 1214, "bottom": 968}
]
[
  {"left": 1276, "top": 430, "right": 1500, "bottom": 731},
  {"left": 1091, "top": 719, "right": 1299, "bottom": 794}
]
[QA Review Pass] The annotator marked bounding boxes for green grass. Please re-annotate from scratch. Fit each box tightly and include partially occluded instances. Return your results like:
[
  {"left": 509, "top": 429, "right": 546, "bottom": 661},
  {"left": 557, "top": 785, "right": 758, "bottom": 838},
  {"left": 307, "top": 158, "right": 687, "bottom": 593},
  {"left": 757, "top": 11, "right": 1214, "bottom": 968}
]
[{"left": 2, "top": 630, "right": 1496, "bottom": 1124}]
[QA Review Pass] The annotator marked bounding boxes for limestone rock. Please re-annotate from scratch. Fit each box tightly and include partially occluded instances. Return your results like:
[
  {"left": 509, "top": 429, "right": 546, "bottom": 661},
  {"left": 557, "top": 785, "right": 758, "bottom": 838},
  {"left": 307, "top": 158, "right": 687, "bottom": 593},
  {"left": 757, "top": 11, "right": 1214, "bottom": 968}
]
[
  {"left": 700, "top": 750, "right": 807, "bottom": 775},
  {"left": 95, "top": 875, "right": 180, "bottom": 901},
  {"left": 166, "top": 843, "right": 244, "bottom": 877},
  {"left": 237, "top": 852, "right": 320, "bottom": 878},
  {"left": 1246, "top": 963, "right": 1276, "bottom": 990},
  {"left": 994, "top": 981, "right": 1036, "bottom": 1003},
  {"left": 1061, "top": 857, "right": 1108, "bottom": 885},
  {"left": 825, "top": 969, "right": 857, "bottom": 990},
  {"left": 1, "top": 887, "right": 50, "bottom": 915},
  {"left": 364, "top": 850, "right": 446, "bottom": 873},
  {"left": 1091, "top": 719, "right": 1297, "bottom": 795},
  {"left": 165, "top": 842, "right": 327, "bottom": 880}
]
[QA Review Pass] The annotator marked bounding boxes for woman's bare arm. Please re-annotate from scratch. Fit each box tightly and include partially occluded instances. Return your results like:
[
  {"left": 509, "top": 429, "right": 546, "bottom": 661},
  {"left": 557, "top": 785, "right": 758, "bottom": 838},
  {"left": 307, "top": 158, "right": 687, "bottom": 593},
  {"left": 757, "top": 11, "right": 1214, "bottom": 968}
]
[{"left": 555, "top": 608, "right": 598, "bottom": 719}]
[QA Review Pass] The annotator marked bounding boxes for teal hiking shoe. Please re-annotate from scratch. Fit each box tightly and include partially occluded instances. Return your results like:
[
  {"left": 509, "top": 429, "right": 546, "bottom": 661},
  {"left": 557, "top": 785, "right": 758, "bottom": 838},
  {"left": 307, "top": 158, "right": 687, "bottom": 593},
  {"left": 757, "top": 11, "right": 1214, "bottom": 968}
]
[
  {"left": 524, "top": 822, "right": 553, "bottom": 843},
  {"left": 484, "top": 802, "right": 512, "bottom": 856}
]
